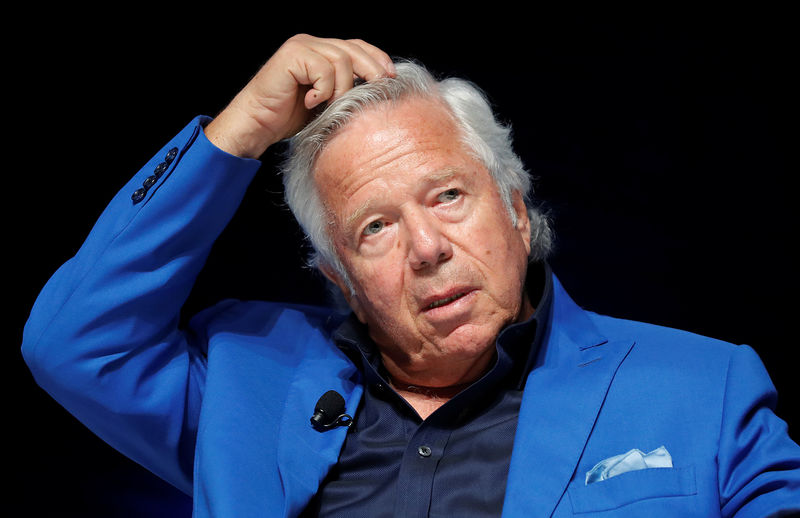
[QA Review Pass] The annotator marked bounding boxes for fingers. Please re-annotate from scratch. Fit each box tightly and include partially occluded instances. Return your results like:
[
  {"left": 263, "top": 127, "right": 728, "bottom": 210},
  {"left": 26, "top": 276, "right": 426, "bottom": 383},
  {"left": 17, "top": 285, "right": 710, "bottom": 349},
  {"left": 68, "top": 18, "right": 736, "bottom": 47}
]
[
  {"left": 284, "top": 34, "right": 395, "bottom": 109},
  {"left": 344, "top": 38, "right": 396, "bottom": 81},
  {"left": 206, "top": 34, "right": 395, "bottom": 158}
]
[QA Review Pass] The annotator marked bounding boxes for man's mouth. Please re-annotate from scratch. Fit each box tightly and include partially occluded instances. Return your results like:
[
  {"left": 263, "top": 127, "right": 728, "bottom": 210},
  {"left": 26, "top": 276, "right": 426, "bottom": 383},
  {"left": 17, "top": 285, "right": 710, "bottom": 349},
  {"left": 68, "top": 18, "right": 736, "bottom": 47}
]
[{"left": 425, "top": 291, "right": 469, "bottom": 310}]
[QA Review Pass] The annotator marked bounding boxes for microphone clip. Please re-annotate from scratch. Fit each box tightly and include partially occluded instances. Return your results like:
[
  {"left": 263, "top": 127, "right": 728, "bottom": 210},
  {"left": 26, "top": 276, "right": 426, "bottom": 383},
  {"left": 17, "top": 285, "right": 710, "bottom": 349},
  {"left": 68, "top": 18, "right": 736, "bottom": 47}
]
[
  {"left": 310, "top": 412, "right": 353, "bottom": 431},
  {"left": 310, "top": 390, "right": 354, "bottom": 432}
]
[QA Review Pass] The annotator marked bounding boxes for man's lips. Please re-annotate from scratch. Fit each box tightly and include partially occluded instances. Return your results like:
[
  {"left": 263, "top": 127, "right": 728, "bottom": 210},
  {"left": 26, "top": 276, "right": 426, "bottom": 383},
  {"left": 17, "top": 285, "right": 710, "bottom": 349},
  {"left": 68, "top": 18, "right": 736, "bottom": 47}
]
[{"left": 421, "top": 288, "right": 476, "bottom": 311}]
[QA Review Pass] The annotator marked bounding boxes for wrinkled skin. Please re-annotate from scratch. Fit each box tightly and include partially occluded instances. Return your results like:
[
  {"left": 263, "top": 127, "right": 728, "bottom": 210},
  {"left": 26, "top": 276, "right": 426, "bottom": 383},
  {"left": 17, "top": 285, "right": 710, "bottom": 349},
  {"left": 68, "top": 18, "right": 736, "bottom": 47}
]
[{"left": 316, "top": 97, "right": 533, "bottom": 389}]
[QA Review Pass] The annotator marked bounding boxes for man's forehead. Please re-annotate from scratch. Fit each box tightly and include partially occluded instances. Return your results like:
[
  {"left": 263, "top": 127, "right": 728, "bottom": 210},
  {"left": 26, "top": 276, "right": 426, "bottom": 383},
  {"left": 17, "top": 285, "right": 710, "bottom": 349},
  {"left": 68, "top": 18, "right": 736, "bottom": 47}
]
[
  {"left": 321, "top": 97, "right": 456, "bottom": 155},
  {"left": 313, "top": 98, "right": 465, "bottom": 190}
]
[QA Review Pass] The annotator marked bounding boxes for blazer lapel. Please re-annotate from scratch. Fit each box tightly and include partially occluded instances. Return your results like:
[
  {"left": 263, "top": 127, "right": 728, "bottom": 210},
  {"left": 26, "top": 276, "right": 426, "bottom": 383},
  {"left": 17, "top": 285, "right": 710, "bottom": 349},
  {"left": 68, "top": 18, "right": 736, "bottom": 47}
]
[
  {"left": 196, "top": 308, "right": 362, "bottom": 518},
  {"left": 276, "top": 342, "right": 363, "bottom": 517},
  {"left": 502, "top": 275, "right": 635, "bottom": 518}
]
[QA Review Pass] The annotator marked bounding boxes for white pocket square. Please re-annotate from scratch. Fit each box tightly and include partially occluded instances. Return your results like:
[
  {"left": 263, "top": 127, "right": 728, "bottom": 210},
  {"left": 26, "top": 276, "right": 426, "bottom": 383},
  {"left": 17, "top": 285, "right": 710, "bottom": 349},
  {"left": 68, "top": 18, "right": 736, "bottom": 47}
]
[{"left": 585, "top": 445, "right": 672, "bottom": 485}]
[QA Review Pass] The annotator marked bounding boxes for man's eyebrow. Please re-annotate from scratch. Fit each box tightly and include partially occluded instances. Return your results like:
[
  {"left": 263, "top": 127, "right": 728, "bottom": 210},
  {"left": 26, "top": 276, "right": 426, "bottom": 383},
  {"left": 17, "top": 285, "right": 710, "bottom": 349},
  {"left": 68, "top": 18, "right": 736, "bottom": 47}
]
[
  {"left": 345, "top": 200, "right": 375, "bottom": 232},
  {"left": 425, "top": 168, "right": 458, "bottom": 184},
  {"left": 343, "top": 168, "right": 460, "bottom": 232}
]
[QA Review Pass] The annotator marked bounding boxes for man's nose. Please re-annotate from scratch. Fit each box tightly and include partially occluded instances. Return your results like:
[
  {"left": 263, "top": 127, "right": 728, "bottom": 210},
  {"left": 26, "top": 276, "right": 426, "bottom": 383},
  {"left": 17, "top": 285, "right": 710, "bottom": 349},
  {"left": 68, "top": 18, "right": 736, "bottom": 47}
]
[{"left": 405, "top": 212, "right": 453, "bottom": 270}]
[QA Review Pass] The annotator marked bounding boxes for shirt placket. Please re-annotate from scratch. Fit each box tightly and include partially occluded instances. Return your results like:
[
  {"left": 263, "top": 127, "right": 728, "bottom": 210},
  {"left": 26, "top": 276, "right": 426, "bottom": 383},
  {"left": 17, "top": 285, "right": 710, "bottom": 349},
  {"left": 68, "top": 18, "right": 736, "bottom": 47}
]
[{"left": 394, "top": 422, "right": 453, "bottom": 517}]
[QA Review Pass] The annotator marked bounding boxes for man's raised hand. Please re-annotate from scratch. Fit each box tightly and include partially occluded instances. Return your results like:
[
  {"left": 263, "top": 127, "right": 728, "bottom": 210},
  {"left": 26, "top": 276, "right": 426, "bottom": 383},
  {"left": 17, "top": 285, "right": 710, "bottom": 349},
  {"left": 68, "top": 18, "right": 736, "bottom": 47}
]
[{"left": 205, "top": 34, "right": 395, "bottom": 159}]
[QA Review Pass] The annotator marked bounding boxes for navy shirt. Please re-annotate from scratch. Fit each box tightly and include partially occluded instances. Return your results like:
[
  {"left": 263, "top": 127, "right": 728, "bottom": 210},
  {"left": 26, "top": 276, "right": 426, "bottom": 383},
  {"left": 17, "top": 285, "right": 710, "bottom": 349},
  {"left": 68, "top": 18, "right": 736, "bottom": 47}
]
[{"left": 301, "top": 263, "right": 553, "bottom": 518}]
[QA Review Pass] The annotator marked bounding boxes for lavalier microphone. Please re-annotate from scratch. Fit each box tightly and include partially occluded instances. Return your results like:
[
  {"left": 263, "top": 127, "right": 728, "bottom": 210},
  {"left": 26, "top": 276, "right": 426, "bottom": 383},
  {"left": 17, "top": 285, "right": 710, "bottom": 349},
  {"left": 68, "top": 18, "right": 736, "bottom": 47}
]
[{"left": 310, "top": 390, "right": 353, "bottom": 431}]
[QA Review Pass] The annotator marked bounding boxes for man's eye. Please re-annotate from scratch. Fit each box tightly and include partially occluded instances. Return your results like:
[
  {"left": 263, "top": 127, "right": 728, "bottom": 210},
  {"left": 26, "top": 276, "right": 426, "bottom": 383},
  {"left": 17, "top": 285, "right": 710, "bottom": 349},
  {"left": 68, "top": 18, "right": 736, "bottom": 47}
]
[
  {"left": 438, "top": 188, "right": 461, "bottom": 202},
  {"left": 362, "top": 220, "right": 385, "bottom": 236}
]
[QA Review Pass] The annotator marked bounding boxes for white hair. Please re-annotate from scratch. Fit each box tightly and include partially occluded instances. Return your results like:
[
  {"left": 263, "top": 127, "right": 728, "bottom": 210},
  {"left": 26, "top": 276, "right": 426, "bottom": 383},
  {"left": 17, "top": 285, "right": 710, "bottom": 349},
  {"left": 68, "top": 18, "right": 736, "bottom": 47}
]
[{"left": 280, "top": 60, "right": 553, "bottom": 293}]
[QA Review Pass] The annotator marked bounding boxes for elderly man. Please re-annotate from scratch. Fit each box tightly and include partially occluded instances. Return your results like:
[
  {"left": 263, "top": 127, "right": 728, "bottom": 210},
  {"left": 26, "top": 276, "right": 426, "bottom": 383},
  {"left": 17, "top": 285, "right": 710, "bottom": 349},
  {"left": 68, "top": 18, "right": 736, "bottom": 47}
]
[{"left": 22, "top": 35, "right": 799, "bottom": 517}]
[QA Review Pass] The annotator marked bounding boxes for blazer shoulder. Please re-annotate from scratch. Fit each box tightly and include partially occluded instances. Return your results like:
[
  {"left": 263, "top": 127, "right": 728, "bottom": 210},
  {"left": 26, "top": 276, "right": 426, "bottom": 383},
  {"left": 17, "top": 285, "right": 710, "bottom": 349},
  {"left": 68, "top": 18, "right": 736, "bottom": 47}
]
[
  {"left": 187, "top": 299, "right": 343, "bottom": 351},
  {"left": 585, "top": 311, "right": 743, "bottom": 363},
  {"left": 191, "top": 298, "right": 339, "bottom": 331}
]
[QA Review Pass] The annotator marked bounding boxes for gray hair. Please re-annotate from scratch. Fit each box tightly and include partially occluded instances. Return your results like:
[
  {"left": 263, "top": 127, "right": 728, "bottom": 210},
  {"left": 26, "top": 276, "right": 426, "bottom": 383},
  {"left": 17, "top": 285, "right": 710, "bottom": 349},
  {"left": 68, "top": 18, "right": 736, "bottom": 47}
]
[{"left": 280, "top": 60, "right": 552, "bottom": 292}]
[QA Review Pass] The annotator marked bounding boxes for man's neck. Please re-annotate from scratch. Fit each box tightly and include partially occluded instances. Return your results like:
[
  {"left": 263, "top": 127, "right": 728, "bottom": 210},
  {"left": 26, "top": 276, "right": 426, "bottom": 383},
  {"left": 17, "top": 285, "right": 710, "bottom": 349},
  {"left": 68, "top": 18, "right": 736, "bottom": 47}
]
[
  {"left": 389, "top": 379, "right": 474, "bottom": 420},
  {"left": 381, "top": 291, "right": 534, "bottom": 419}
]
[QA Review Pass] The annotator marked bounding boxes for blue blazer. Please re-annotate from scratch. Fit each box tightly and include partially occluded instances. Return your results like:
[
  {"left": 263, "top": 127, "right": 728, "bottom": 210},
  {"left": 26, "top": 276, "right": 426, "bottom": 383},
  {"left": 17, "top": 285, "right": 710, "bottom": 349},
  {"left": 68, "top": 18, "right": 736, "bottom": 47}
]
[{"left": 22, "top": 117, "right": 800, "bottom": 517}]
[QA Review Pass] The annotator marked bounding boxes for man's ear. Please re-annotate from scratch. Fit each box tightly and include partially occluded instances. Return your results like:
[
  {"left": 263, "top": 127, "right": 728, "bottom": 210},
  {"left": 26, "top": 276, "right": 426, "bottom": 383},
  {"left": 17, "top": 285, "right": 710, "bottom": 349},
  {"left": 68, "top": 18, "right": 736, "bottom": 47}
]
[
  {"left": 511, "top": 191, "right": 531, "bottom": 256},
  {"left": 319, "top": 262, "right": 367, "bottom": 324}
]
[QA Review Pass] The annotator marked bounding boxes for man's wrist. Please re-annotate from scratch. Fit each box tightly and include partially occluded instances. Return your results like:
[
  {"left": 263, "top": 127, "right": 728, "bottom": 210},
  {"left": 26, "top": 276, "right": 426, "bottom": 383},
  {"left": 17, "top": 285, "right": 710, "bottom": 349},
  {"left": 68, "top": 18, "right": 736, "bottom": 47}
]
[{"left": 205, "top": 106, "right": 275, "bottom": 160}]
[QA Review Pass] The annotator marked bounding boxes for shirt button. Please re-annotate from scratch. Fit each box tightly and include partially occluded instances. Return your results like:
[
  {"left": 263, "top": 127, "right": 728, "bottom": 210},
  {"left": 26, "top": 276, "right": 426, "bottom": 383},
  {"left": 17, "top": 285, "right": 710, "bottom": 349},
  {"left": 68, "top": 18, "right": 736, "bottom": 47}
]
[{"left": 417, "top": 445, "right": 432, "bottom": 457}]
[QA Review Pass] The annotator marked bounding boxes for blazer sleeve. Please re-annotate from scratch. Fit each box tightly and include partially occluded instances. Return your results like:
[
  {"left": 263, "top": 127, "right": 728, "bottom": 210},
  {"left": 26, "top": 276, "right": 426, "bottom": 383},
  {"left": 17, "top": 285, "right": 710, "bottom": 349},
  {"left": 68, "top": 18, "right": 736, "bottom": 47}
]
[
  {"left": 717, "top": 344, "right": 800, "bottom": 517},
  {"left": 21, "top": 116, "right": 262, "bottom": 494}
]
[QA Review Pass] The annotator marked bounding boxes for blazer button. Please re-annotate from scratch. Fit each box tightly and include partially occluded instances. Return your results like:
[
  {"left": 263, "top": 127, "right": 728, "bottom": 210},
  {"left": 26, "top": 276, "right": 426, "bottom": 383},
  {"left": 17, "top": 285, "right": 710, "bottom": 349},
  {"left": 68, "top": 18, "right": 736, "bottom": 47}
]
[
  {"left": 154, "top": 162, "right": 168, "bottom": 177},
  {"left": 143, "top": 175, "right": 157, "bottom": 188},
  {"left": 142, "top": 175, "right": 158, "bottom": 189},
  {"left": 131, "top": 188, "right": 146, "bottom": 203},
  {"left": 417, "top": 445, "right": 432, "bottom": 457},
  {"left": 165, "top": 147, "right": 178, "bottom": 163}
]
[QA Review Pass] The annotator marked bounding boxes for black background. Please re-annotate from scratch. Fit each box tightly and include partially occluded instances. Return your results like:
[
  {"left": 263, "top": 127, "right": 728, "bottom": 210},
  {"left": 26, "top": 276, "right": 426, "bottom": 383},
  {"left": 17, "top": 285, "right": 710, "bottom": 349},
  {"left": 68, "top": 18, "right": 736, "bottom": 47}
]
[{"left": 11, "top": 9, "right": 796, "bottom": 516}]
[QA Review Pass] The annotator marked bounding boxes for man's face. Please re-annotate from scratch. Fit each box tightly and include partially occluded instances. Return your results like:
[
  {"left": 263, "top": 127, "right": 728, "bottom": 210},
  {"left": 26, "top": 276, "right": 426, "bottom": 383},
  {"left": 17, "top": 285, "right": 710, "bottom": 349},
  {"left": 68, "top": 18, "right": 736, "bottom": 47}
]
[{"left": 315, "top": 97, "right": 533, "bottom": 386}]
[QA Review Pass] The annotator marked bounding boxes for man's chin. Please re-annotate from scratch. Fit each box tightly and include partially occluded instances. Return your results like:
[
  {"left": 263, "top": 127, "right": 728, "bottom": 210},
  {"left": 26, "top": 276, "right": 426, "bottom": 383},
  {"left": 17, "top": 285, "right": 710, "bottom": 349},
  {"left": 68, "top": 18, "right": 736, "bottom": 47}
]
[{"left": 429, "top": 322, "right": 502, "bottom": 359}]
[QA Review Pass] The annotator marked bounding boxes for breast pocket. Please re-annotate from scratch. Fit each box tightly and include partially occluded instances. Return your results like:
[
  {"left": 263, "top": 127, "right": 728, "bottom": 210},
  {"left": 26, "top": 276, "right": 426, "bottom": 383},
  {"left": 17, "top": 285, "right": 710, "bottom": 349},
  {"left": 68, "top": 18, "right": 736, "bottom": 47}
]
[{"left": 567, "top": 466, "right": 697, "bottom": 514}]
